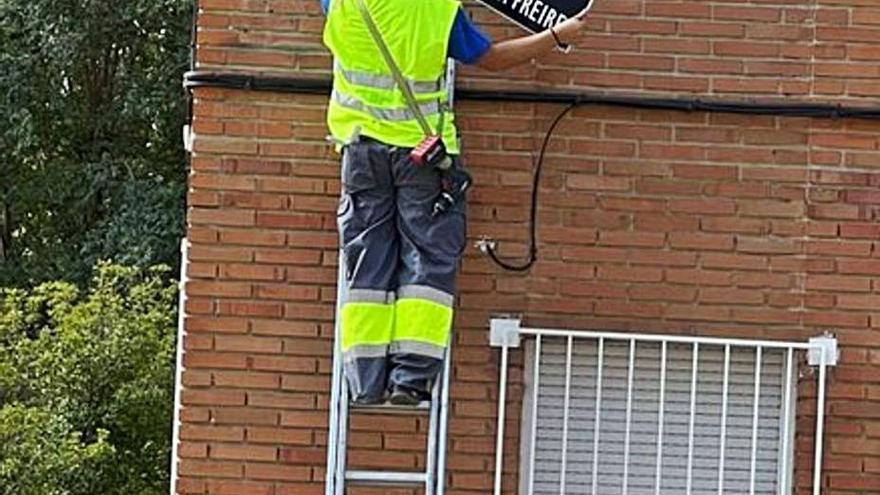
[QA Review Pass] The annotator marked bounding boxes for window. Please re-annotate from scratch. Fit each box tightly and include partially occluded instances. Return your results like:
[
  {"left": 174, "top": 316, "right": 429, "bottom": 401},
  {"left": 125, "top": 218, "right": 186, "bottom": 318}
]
[
  {"left": 520, "top": 339, "right": 795, "bottom": 495},
  {"left": 488, "top": 319, "right": 837, "bottom": 495}
]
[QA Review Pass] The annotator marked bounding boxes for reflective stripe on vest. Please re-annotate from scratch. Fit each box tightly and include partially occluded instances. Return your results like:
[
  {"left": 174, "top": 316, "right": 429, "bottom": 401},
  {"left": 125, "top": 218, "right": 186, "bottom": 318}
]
[
  {"left": 334, "top": 60, "right": 443, "bottom": 95},
  {"left": 332, "top": 89, "right": 441, "bottom": 122}
]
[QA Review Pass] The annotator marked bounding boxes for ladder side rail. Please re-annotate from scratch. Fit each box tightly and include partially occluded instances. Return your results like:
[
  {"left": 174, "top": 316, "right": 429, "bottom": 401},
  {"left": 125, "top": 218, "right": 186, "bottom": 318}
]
[
  {"left": 435, "top": 56, "right": 456, "bottom": 495},
  {"left": 435, "top": 342, "right": 452, "bottom": 495},
  {"left": 335, "top": 385, "right": 349, "bottom": 495},
  {"left": 425, "top": 369, "right": 442, "bottom": 495},
  {"left": 325, "top": 250, "right": 346, "bottom": 495}
]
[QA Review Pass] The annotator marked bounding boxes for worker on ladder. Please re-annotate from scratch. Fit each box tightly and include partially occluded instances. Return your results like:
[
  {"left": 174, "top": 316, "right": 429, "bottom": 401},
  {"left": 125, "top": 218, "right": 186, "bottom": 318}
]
[{"left": 321, "top": 0, "right": 593, "bottom": 406}]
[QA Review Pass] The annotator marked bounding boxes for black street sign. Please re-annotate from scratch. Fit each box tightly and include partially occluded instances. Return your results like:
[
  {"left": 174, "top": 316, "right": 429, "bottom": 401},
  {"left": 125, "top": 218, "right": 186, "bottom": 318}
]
[{"left": 476, "top": 0, "right": 594, "bottom": 33}]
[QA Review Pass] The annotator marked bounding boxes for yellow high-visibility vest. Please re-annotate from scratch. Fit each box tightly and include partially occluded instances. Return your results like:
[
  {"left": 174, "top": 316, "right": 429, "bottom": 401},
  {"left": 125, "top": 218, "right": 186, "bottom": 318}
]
[{"left": 323, "top": 0, "right": 461, "bottom": 153}]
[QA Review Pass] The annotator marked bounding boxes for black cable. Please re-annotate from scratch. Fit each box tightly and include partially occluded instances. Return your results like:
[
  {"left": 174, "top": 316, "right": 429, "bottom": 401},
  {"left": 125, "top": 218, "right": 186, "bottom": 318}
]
[
  {"left": 184, "top": 71, "right": 332, "bottom": 95},
  {"left": 182, "top": 72, "right": 880, "bottom": 120},
  {"left": 181, "top": 71, "right": 880, "bottom": 271},
  {"left": 479, "top": 102, "right": 577, "bottom": 272}
]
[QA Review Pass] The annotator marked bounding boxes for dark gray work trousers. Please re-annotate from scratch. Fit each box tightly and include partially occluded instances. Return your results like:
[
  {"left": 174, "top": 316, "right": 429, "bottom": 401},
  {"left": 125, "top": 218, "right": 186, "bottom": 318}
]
[{"left": 337, "top": 137, "right": 466, "bottom": 402}]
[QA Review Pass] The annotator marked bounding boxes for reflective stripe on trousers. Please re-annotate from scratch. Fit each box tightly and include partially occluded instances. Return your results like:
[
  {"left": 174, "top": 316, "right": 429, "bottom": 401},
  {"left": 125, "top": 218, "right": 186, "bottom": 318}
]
[{"left": 342, "top": 285, "right": 451, "bottom": 362}]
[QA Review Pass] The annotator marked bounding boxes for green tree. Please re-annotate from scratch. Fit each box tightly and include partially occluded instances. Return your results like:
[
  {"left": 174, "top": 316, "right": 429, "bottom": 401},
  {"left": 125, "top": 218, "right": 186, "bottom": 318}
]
[
  {"left": 0, "top": 0, "right": 192, "bottom": 287},
  {"left": 0, "top": 263, "right": 178, "bottom": 495}
]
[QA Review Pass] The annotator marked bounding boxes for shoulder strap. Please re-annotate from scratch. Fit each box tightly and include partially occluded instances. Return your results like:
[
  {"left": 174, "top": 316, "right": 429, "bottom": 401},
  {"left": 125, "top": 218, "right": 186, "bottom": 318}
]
[{"left": 352, "top": 0, "right": 436, "bottom": 136}]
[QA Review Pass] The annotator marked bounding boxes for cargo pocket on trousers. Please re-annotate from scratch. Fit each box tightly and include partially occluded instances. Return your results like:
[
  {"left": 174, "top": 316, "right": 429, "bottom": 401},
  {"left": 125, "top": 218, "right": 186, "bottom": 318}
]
[
  {"left": 337, "top": 144, "right": 375, "bottom": 223},
  {"left": 338, "top": 144, "right": 376, "bottom": 282},
  {"left": 341, "top": 144, "right": 376, "bottom": 196}
]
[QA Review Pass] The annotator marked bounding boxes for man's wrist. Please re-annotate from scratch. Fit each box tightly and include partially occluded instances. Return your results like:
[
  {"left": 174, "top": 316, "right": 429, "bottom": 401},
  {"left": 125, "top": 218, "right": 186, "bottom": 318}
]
[{"left": 549, "top": 26, "right": 571, "bottom": 53}]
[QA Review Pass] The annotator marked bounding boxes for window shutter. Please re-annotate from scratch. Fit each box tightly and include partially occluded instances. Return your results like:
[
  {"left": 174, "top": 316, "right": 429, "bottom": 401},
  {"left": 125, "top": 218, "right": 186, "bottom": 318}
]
[{"left": 523, "top": 339, "right": 791, "bottom": 495}]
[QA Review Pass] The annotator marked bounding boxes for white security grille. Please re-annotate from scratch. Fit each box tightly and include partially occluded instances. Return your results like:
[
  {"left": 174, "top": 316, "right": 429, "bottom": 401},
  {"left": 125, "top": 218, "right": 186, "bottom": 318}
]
[
  {"left": 488, "top": 319, "right": 838, "bottom": 495},
  {"left": 524, "top": 340, "right": 790, "bottom": 495}
]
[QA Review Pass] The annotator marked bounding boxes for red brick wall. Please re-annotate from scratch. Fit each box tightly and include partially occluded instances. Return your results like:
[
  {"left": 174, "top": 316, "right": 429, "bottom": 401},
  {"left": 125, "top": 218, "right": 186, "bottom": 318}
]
[{"left": 177, "top": 1, "right": 880, "bottom": 494}]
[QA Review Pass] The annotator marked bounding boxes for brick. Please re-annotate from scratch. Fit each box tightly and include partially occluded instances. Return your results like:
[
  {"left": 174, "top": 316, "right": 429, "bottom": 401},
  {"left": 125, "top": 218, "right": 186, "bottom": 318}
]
[
  {"left": 281, "top": 374, "right": 329, "bottom": 393},
  {"left": 838, "top": 295, "right": 880, "bottom": 311},
  {"left": 204, "top": 480, "right": 274, "bottom": 495},
  {"left": 702, "top": 253, "right": 768, "bottom": 271},
  {"left": 839, "top": 259, "right": 880, "bottom": 275},
  {"left": 807, "top": 275, "right": 872, "bottom": 292},
  {"left": 190, "top": 208, "right": 256, "bottom": 227},
  {"left": 181, "top": 425, "right": 245, "bottom": 442},
  {"left": 598, "top": 231, "right": 666, "bottom": 248},
  {"left": 214, "top": 371, "right": 280, "bottom": 390},
  {"left": 183, "top": 389, "right": 246, "bottom": 406},
  {"left": 179, "top": 460, "right": 243, "bottom": 478},
  {"left": 666, "top": 268, "right": 731, "bottom": 286},
  {"left": 211, "top": 444, "right": 277, "bottom": 462},
  {"left": 736, "top": 237, "right": 801, "bottom": 254},
  {"left": 186, "top": 316, "right": 248, "bottom": 334},
  {"left": 245, "top": 463, "right": 311, "bottom": 481},
  {"left": 805, "top": 312, "right": 870, "bottom": 329},
  {"left": 566, "top": 174, "right": 631, "bottom": 191},
  {"left": 629, "top": 284, "right": 696, "bottom": 303},
  {"left": 730, "top": 307, "right": 799, "bottom": 325},
  {"left": 669, "top": 198, "right": 736, "bottom": 216},
  {"left": 215, "top": 335, "right": 283, "bottom": 354},
  {"left": 212, "top": 408, "right": 280, "bottom": 426},
  {"left": 807, "top": 240, "right": 873, "bottom": 257},
  {"left": 246, "top": 427, "right": 312, "bottom": 445},
  {"left": 699, "top": 288, "right": 764, "bottom": 305},
  {"left": 738, "top": 200, "right": 805, "bottom": 218},
  {"left": 841, "top": 223, "right": 880, "bottom": 238},
  {"left": 665, "top": 305, "right": 731, "bottom": 322},
  {"left": 669, "top": 232, "right": 734, "bottom": 251},
  {"left": 598, "top": 265, "right": 664, "bottom": 283},
  {"left": 217, "top": 301, "right": 284, "bottom": 318}
]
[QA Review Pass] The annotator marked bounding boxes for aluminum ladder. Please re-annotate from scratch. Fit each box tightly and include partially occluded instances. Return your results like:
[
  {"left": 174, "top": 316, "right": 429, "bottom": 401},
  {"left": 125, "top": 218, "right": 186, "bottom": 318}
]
[
  {"left": 325, "top": 60, "right": 456, "bottom": 495},
  {"left": 324, "top": 293, "right": 452, "bottom": 494}
]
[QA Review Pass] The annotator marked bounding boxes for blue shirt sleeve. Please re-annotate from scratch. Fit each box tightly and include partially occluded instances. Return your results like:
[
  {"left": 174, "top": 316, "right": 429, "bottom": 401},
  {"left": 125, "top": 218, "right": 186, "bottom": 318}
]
[
  {"left": 321, "top": 0, "right": 330, "bottom": 13},
  {"left": 448, "top": 9, "right": 492, "bottom": 65}
]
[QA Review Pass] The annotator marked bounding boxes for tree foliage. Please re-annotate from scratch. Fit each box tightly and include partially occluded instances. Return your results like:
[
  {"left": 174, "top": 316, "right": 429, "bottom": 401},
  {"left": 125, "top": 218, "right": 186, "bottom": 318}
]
[
  {"left": 0, "top": 263, "right": 177, "bottom": 495},
  {"left": 0, "top": 0, "right": 192, "bottom": 286}
]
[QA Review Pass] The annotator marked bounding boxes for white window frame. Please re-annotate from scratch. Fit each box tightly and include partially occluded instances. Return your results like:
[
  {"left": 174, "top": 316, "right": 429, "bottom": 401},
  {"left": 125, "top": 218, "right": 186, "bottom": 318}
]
[{"left": 489, "top": 318, "right": 839, "bottom": 495}]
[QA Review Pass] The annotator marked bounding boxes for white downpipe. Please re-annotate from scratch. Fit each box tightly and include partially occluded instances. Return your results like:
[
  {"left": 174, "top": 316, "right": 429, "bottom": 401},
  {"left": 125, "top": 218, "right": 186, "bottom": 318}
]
[
  {"left": 813, "top": 347, "right": 828, "bottom": 495},
  {"left": 169, "top": 238, "right": 189, "bottom": 495},
  {"left": 493, "top": 344, "right": 510, "bottom": 495}
]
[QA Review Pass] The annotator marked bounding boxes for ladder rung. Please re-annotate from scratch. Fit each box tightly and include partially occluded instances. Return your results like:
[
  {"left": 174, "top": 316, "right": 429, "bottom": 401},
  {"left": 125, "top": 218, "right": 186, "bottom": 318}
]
[
  {"left": 349, "top": 400, "right": 431, "bottom": 414},
  {"left": 345, "top": 469, "right": 427, "bottom": 486}
]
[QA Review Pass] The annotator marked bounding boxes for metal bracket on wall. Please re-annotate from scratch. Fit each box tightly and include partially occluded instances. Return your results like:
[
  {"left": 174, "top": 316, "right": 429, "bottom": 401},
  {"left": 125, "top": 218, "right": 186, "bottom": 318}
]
[
  {"left": 182, "top": 124, "right": 194, "bottom": 153},
  {"left": 808, "top": 333, "right": 839, "bottom": 367},
  {"left": 490, "top": 317, "right": 522, "bottom": 349}
]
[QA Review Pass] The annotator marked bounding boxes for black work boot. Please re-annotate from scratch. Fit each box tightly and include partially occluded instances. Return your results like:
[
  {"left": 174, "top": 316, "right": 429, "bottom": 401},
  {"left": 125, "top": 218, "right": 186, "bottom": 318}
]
[
  {"left": 389, "top": 384, "right": 427, "bottom": 406},
  {"left": 351, "top": 393, "right": 384, "bottom": 406}
]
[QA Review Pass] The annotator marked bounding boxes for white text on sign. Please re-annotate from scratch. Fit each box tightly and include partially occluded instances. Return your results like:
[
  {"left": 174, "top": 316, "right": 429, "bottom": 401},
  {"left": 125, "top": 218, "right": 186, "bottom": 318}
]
[{"left": 495, "top": 0, "right": 569, "bottom": 29}]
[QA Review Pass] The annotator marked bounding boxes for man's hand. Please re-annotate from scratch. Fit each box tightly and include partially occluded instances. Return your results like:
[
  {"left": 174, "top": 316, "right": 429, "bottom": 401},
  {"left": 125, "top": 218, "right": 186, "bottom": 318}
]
[{"left": 553, "top": 7, "right": 592, "bottom": 45}]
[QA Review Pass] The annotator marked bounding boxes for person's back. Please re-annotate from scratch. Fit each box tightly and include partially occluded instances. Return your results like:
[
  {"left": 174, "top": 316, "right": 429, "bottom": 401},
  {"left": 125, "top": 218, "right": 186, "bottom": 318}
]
[{"left": 323, "top": 0, "right": 461, "bottom": 152}]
